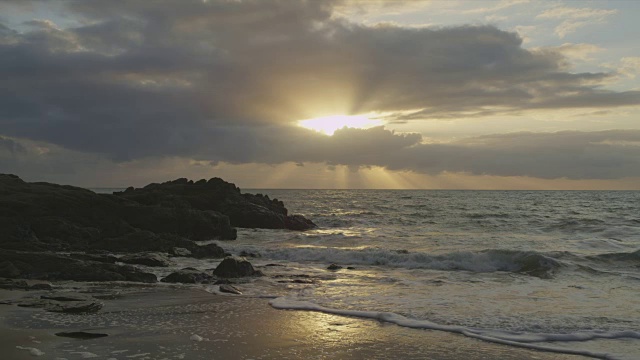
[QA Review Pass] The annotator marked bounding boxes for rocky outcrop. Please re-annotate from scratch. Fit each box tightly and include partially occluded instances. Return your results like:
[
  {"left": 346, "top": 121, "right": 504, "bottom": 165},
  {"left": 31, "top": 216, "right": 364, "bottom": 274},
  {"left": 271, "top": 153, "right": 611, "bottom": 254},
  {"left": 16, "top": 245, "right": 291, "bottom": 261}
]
[
  {"left": 0, "top": 173, "right": 314, "bottom": 283},
  {"left": 213, "top": 257, "right": 262, "bottom": 278},
  {"left": 0, "top": 251, "right": 157, "bottom": 283},
  {"left": 114, "top": 177, "right": 316, "bottom": 230},
  {"left": 0, "top": 174, "right": 236, "bottom": 255}
]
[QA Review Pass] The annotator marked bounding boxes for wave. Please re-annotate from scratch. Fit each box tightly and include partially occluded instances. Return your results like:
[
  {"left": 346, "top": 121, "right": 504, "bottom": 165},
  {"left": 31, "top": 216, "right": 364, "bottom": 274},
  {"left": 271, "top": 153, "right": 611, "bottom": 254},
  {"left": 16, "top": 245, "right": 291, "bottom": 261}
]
[
  {"left": 588, "top": 249, "right": 640, "bottom": 263},
  {"left": 244, "top": 246, "right": 562, "bottom": 278},
  {"left": 545, "top": 218, "right": 607, "bottom": 233},
  {"left": 269, "top": 298, "right": 637, "bottom": 359}
]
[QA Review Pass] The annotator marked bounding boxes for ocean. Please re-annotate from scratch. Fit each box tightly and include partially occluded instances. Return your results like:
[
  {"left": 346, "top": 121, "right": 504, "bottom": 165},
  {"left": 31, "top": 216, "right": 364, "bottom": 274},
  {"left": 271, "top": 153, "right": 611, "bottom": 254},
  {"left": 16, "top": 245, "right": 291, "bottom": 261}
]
[{"left": 98, "top": 189, "right": 640, "bottom": 359}]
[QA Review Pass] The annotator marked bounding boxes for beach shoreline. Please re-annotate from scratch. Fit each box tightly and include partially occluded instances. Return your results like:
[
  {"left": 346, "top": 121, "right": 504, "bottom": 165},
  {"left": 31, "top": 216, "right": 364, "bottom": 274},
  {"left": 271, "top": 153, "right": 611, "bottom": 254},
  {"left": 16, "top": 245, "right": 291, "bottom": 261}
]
[{"left": 1, "top": 285, "right": 588, "bottom": 360}]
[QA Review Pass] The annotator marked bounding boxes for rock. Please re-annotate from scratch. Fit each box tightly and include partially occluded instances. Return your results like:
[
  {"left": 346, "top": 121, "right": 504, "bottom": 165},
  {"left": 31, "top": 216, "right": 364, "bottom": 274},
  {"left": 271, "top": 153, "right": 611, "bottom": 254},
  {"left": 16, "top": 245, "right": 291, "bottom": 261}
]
[
  {"left": 346, "top": 267, "right": 356, "bottom": 270},
  {"left": 239, "top": 250, "right": 259, "bottom": 258},
  {"left": 119, "top": 253, "right": 173, "bottom": 267},
  {"left": 41, "top": 292, "right": 92, "bottom": 302},
  {"left": 29, "top": 283, "right": 54, "bottom": 291},
  {"left": 113, "top": 176, "right": 315, "bottom": 231},
  {"left": 264, "top": 263, "right": 285, "bottom": 267},
  {"left": 0, "top": 251, "right": 157, "bottom": 283},
  {"left": 190, "top": 243, "right": 225, "bottom": 259},
  {"left": 0, "top": 261, "right": 23, "bottom": 278},
  {"left": 219, "top": 284, "right": 242, "bottom": 295},
  {"left": 48, "top": 300, "right": 103, "bottom": 313},
  {"left": 171, "top": 247, "right": 192, "bottom": 257},
  {"left": 327, "top": 264, "right": 342, "bottom": 271},
  {"left": 213, "top": 257, "right": 261, "bottom": 278},
  {"left": 285, "top": 214, "right": 317, "bottom": 231},
  {"left": 12, "top": 293, "right": 104, "bottom": 313},
  {"left": 0, "top": 174, "right": 236, "bottom": 256},
  {"left": 161, "top": 268, "right": 214, "bottom": 284},
  {"left": 55, "top": 331, "right": 108, "bottom": 339},
  {"left": 277, "top": 279, "right": 314, "bottom": 284},
  {"left": 69, "top": 253, "right": 118, "bottom": 264},
  {"left": 0, "top": 278, "right": 28, "bottom": 290}
]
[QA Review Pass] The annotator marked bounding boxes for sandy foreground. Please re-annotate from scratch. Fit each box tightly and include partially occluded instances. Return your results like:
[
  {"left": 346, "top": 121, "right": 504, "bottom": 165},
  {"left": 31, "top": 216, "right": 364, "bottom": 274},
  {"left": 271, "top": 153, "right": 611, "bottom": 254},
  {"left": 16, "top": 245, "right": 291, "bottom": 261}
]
[{"left": 0, "top": 285, "right": 586, "bottom": 360}]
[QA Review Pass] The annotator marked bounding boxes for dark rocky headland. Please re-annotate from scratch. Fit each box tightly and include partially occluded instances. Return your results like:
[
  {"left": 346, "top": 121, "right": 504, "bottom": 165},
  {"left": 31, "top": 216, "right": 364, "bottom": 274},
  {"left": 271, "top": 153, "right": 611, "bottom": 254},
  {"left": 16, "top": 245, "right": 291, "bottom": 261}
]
[{"left": 0, "top": 174, "right": 315, "bottom": 283}]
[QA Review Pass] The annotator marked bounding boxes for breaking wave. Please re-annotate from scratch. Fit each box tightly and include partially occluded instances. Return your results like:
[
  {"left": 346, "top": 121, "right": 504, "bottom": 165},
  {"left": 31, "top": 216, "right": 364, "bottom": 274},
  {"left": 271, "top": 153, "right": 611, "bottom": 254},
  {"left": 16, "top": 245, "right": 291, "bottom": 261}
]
[
  {"left": 238, "top": 246, "right": 563, "bottom": 278},
  {"left": 589, "top": 249, "right": 640, "bottom": 263},
  {"left": 270, "top": 298, "right": 639, "bottom": 359}
]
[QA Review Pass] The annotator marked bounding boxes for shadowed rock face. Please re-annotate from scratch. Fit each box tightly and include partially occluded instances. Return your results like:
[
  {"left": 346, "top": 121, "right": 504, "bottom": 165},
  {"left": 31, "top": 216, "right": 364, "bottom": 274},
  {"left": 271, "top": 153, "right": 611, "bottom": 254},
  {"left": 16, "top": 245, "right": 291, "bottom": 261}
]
[
  {"left": 213, "top": 257, "right": 262, "bottom": 278},
  {"left": 0, "top": 174, "right": 236, "bottom": 253},
  {"left": 114, "top": 177, "right": 316, "bottom": 230},
  {"left": 0, "top": 174, "right": 313, "bottom": 283},
  {"left": 160, "top": 268, "right": 214, "bottom": 284},
  {"left": 0, "top": 251, "right": 157, "bottom": 283}
]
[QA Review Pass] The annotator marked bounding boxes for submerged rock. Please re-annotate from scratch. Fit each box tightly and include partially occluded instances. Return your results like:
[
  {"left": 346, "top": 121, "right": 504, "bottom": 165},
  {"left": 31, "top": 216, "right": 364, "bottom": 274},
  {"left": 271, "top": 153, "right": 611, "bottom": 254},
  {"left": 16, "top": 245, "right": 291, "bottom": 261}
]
[
  {"left": 161, "top": 268, "right": 214, "bottom": 284},
  {"left": 327, "top": 264, "right": 342, "bottom": 271},
  {"left": 0, "top": 278, "right": 28, "bottom": 290},
  {"left": 171, "top": 247, "right": 192, "bottom": 257},
  {"left": 29, "top": 283, "right": 54, "bottom": 290},
  {"left": 213, "top": 257, "right": 262, "bottom": 278},
  {"left": 190, "top": 243, "right": 225, "bottom": 259},
  {"left": 120, "top": 253, "right": 173, "bottom": 267},
  {"left": 55, "top": 331, "right": 108, "bottom": 339},
  {"left": 10, "top": 292, "right": 104, "bottom": 313},
  {"left": 48, "top": 301, "right": 103, "bottom": 314},
  {"left": 41, "top": 292, "right": 92, "bottom": 302}
]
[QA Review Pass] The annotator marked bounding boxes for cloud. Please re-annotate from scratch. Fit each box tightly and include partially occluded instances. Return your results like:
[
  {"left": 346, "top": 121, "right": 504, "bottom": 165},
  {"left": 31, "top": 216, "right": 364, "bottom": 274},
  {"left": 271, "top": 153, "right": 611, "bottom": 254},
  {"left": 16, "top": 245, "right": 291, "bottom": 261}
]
[
  {"left": 536, "top": 5, "right": 617, "bottom": 38},
  {"left": 463, "top": 0, "right": 531, "bottom": 15},
  {"left": 3, "top": 128, "right": 640, "bottom": 182},
  {"left": 0, "top": 0, "right": 639, "bottom": 182},
  {"left": 618, "top": 57, "right": 640, "bottom": 79},
  {"left": 550, "top": 43, "right": 602, "bottom": 63}
]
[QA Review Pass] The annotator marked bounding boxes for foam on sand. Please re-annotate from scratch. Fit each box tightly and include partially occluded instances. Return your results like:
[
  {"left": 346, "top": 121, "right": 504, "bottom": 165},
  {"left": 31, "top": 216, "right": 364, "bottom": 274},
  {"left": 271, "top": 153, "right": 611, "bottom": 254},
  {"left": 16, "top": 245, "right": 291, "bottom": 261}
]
[
  {"left": 270, "top": 297, "right": 639, "bottom": 359},
  {"left": 16, "top": 346, "right": 45, "bottom": 356}
]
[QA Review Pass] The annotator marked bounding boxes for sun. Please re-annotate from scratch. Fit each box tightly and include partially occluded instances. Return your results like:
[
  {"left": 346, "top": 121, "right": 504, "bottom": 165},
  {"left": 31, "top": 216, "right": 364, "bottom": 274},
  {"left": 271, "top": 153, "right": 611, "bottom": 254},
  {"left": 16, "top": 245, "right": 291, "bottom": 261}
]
[{"left": 298, "top": 114, "right": 383, "bottom": 135}]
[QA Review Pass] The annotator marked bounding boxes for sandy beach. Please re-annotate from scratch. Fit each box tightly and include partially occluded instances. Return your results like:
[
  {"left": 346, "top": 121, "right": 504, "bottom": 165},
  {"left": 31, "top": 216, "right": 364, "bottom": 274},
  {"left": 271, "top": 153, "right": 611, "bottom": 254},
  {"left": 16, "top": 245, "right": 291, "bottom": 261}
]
[{"left": 0, "top": 285, "right": 588, "bottom": 360}]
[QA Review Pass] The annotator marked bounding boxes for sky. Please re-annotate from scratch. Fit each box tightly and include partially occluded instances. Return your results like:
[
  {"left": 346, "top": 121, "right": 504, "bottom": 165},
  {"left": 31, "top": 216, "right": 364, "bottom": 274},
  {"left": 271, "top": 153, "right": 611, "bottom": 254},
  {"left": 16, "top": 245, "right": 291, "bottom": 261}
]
[{"left": 1, "top": 0, "right": 639, "bottom": 189}]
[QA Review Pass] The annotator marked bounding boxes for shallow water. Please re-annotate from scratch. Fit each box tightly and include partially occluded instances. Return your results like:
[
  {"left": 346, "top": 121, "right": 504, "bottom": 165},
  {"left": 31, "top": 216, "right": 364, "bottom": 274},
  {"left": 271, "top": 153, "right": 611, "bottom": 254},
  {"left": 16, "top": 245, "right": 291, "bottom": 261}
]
[
  {"left": 213, "top": 190, "right": 640, "bottom": 359},
  {"left": 98, "top": 189, "right": 640, "bottom": 359}
]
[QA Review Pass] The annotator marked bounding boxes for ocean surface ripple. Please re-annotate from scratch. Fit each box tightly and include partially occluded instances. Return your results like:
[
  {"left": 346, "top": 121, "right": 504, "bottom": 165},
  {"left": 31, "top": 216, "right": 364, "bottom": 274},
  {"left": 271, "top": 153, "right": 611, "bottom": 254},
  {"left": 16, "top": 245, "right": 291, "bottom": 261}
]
[{"left": 194, "top": 190, "right": 639, "bottom": 359}]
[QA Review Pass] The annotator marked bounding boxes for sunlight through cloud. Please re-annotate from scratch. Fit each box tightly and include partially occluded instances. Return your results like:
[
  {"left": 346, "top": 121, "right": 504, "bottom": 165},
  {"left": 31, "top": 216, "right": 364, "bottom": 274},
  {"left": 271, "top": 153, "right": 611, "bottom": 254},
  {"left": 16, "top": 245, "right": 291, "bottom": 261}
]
[{"left": 298, "top": 114, "right": 383, "bottom": 135}]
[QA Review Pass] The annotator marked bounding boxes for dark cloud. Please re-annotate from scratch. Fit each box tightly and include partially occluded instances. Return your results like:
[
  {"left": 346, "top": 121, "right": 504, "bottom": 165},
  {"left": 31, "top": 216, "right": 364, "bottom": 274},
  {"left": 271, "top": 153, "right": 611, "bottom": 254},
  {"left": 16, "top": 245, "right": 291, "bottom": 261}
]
[
  {"left": 1, "top": 0, "right": 639, "bottom": 181},
  {"left": 3, "top": 129, "right": 640, "bottom": 181},
  {"left": 218, "top": 127, "right": 640, "bottom": 180}
]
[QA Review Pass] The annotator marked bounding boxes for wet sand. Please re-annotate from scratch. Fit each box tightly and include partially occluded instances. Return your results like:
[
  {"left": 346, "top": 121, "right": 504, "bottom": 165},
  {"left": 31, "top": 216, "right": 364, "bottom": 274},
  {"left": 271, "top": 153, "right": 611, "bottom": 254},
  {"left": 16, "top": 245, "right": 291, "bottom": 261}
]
[{"left": 0, "top": 286, "right": 587, "bottom": 359}]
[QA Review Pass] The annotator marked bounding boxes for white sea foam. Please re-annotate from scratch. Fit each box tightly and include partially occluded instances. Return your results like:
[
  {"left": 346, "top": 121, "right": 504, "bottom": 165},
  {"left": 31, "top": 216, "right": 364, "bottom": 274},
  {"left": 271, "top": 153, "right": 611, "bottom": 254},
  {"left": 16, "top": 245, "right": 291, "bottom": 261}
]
[
  {"left": 190, "top": 334, "right": 204, "bottom": 342},
  {"left": 269, "top": 297, "right": 636, "bottom": 359},
  {"left": 223, "top": 244, "right": 561, "bottom": 277},
  {"left": 16, "top": 346, "right": 45, "bottom": 356},
  {"left": 69, "top": 352, "right": 99, "bottom": 358},
  {"left": 222, "top": 190, "right": 640, "bottom": 358}
]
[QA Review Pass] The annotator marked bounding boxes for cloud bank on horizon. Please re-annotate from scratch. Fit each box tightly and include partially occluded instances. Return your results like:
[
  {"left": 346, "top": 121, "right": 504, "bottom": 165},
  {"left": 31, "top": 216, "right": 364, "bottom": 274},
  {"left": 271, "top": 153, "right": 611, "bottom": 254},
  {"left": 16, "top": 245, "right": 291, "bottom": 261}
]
[{"left": 1, "top": 0, "right": 639, "bottom": 188}]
